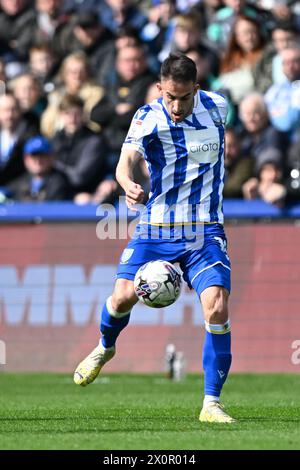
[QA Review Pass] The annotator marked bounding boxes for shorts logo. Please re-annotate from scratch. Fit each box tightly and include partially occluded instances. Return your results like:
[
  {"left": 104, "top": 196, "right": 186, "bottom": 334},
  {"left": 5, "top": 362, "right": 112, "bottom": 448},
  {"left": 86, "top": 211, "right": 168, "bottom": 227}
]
[
  {"left": 214, "top": 237, "right": 230, "bottom": 261},
  {"left": 120, "top": 248, "right": 134, "bottom": 264}
]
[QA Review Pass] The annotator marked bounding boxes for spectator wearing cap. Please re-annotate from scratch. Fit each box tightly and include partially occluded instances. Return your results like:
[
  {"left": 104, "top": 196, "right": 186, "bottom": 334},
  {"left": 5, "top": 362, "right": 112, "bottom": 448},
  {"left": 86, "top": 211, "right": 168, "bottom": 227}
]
[
  {"left": 52, "top": 94, "right": 109, "bottom": 196},
  {"left": 0, "top": 93, "right": 39, "bottom": 186},
  {"left": 238, "top": 92, "right": 286, "bottom": 175},
  {"left": 53, "top": 10, "right": 114, "bottom": 77},
  {"left": 7, "top": 135, "right": 71, "bottom": 201}
]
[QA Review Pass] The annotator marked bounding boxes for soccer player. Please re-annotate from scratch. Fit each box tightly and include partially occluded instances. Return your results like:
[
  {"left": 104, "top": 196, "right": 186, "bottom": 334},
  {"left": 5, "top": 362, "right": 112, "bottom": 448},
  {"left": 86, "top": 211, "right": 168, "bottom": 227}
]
[{"left": 74, "top": 53, "right": 235, "bottom": 424}]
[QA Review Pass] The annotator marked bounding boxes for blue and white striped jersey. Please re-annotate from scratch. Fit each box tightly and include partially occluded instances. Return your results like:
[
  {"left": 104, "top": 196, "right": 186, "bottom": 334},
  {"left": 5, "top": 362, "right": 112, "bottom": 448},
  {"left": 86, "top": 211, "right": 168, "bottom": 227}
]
[{"left": 122, "top": 90, "right": 228, "bottom": 225}]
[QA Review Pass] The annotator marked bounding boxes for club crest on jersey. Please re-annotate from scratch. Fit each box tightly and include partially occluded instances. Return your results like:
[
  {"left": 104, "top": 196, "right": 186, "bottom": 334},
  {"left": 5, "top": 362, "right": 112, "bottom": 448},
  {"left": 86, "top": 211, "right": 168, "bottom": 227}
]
[
  {"left": 120, "top": 248, "right": 134, "bottom": 264},
  {"left": 208, "top": 107, "right": 223, "bottom": 126}
]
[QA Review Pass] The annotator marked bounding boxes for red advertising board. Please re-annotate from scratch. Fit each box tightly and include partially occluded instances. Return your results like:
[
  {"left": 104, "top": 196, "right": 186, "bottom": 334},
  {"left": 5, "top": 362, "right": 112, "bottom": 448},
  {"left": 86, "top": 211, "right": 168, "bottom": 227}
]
[{"left": 0, "top": 222, "right": 300, "bottom": 373}]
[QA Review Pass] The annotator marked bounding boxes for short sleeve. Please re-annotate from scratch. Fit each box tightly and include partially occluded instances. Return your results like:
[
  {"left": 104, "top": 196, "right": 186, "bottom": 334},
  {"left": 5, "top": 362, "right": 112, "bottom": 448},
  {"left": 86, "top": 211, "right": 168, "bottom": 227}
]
[{"left": 122, "top": 106, "right": 155, "bottom": 157}]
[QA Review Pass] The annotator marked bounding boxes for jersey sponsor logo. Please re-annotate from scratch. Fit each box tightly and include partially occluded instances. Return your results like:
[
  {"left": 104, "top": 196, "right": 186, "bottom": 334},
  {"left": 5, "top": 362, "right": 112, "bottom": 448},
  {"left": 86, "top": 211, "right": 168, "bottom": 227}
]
[
  {"left": 185, "top": 129, "right": 220, "bottom": 164},
  {"left": 189, "top": 143, "right": 219, "bottom": 153}
]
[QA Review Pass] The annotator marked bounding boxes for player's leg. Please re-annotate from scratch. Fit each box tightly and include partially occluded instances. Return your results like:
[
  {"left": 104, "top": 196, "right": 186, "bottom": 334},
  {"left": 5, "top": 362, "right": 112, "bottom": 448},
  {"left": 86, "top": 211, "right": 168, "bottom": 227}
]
[
  {"left": 99, "top": 278, "right": 138, "bottom": 349},
  {"left": 199, "top": 285, "right": 235, "bottom": 423},
  {"left": 180, "top": 225, "right": 235, "bottom": 422},
  {"left": 74, "top": 279, "right": 137, "bottom": 386}
]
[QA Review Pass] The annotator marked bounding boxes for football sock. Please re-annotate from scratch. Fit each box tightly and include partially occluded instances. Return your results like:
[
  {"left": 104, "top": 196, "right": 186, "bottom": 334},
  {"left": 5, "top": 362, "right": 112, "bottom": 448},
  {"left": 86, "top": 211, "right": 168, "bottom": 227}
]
[
  {"left": 203, "top": 395, "right": 220, "bottom": 406},
  {"left": 202, "top": 320, "right": 232, "bottom": 398},
  {"left": 100, "top": 297, "right": 131, "bottom": 348}
]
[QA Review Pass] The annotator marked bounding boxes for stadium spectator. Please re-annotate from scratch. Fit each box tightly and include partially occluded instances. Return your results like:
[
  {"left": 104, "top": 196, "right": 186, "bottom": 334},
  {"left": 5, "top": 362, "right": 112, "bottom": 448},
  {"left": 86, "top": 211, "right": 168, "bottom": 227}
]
[
  {"left": 160, "top": 12, "right": 219, "bottom": 75},
  {"left": 223, "top": 127, "right": 254, "bottom": 198},
  {"left": 41, "top": 51, "right": 104, "bottom": 138},
  {"left": 191, "top": 0, "right": 223, "bottom": 31},
  {"left": 91, "top": 44, "right": 155, "bottom": 178},
  {"left": 0, "top": 0, "right": 35, "bottom": 76},
  {"left": 99, "top": 0, "right": 148, "bottom": 35},
  {"left": 7, "top": 135, "right": 71, "bottom": 201},
  {"left": 253, "top": 20, "right": 299, "bottom": 93},
  {"left": 185, "top": 48, "right": 213, "bottom": 90},
  {"left": 242, "top": 160, "right": 287, "bottom": 207},
  {"left": 238, "top": 92, "right": 285, "bottom": 174},
  {"left": 145, "top": 81, "right": 161, "bottom": 104},
  {"left": 52, "top": 94, "right": 108, "bottom": 195},
  {"left": 140, "top": 0, "right": 177, "bottom": 72},
  {"left": 264, "top": 44, "right": 300, "bottom": 143},
  {"left": 9, "top": 73, "right": 47, "bottom": 121},
  {"left": 53, "top": 10, "right": 114, "bottom": 77},
  {"left": 257, "top": 0, "right": 300, "bottom": 31},
  {"left": 97, "top": 26, "right": 142, "bottom": 86},
  {"left": 33, "top": 0, "right": 67, "bottom": 45},
  {"left": 28, "top": 43, "right": 58, "bottom": 94},
  {"left": 207, "top": 0, "right": 262, "bottom": 51},
  {"left": 212, "top": 14, "right": 266, "bottom": 104},
  {"left": 0, "top": 93, "right": 39, "bottom": 186}
]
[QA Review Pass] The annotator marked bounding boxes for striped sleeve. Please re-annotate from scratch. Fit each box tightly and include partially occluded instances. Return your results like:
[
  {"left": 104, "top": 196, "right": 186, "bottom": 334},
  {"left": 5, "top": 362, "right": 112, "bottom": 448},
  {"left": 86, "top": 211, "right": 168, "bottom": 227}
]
[
  {"left": 122, "top": 105, "right": 155, "bottom": 156},
  {"left": 205, "top": 91, "right": 228, "bottom": 124}
]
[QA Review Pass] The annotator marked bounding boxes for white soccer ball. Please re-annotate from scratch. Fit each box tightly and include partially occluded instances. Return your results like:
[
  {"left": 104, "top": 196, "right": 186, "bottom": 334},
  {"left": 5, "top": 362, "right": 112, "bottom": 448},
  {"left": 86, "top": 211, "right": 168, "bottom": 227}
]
[{"left": 134, "top": 260, "right": 182, "bottom": 308}]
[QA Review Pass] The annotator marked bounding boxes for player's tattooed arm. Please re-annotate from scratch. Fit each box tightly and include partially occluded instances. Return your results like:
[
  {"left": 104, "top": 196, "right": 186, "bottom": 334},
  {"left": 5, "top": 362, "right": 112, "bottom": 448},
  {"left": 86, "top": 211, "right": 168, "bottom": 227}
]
[{"left": 116, "top": 148, "right": 145, "bottom": 209}]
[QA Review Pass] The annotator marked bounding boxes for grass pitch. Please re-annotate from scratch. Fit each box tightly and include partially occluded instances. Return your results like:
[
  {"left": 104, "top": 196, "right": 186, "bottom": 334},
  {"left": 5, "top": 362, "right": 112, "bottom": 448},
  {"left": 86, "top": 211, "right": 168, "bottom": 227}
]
[{"left": 0, "top": 373, "right": 300, "bottom": 450}]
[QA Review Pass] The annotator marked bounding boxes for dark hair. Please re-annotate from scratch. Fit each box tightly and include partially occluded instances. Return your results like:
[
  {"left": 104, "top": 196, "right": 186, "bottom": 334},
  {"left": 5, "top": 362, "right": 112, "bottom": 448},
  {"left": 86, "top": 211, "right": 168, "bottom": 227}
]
[
  {"left": 59, "top": 94, "right": 84, "bottom": 111},
  {"left": 272, "top": 19, "right": 297, "bottom": 34},
  {"left": 160, "top": 53, "right": 197, "bottom": 83}
]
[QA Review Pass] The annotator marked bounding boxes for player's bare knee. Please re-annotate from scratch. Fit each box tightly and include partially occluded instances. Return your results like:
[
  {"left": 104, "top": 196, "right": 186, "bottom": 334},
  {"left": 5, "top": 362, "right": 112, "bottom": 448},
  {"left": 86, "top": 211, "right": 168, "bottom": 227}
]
[
  {"left": 201, "top": 287, "right": 229, "bottom": 324},
  {"left": 111, "top": 279, "right": 138, "bottom": 313}
]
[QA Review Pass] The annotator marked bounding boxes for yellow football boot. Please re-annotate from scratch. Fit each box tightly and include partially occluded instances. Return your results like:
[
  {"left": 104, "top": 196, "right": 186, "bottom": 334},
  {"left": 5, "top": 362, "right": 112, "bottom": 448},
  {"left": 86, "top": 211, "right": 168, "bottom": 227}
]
[
  {"left": 199, "top": 402, "right": 236, "bottom": 423},
  {"left": 74, "top": 344, "right": 115, "bottom": 386}
]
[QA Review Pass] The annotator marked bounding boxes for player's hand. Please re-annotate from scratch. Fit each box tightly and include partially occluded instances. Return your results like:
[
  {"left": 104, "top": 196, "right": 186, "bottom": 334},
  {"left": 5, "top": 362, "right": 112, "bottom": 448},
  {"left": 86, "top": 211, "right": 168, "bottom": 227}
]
[{"left": 125, "top": 182, "right": 145, "bottom": 210}]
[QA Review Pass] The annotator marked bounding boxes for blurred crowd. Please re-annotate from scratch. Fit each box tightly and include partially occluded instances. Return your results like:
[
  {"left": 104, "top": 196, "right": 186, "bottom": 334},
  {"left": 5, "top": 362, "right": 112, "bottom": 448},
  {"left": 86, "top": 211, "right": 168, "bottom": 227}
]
[{"left": 0, "top": 0, "right": 299, "bottom": 207}]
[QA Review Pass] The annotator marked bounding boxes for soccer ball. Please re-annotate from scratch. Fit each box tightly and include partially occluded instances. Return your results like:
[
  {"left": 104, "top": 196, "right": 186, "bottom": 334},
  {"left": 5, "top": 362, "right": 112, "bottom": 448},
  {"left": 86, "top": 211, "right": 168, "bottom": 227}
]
[{"left": 134, "top": 260, "right": 182, "bottom": 308}]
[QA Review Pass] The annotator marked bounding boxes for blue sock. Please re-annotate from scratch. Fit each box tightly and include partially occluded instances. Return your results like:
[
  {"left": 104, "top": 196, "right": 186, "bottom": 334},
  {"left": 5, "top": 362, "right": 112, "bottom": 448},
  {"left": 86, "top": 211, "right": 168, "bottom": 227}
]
[
  {"left": 202, "top": 321, "right": 232, "bottom": 398},
  {"left": 100, "top": 297, "right": 131, "bottom": 348}
]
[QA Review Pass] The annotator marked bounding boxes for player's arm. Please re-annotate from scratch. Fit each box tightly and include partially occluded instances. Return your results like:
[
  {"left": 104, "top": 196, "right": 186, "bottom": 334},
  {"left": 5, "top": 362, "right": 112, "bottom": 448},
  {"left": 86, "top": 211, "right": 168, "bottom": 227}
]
[{"left": 116, "top": 148, "right": 145, "bottom": 208}]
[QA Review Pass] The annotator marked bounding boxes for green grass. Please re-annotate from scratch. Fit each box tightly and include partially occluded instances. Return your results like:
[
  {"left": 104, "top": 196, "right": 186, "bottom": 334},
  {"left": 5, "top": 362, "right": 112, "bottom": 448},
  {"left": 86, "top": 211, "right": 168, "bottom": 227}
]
[{"left": 0, "top": 373, "right": 300, "bottom": 450}]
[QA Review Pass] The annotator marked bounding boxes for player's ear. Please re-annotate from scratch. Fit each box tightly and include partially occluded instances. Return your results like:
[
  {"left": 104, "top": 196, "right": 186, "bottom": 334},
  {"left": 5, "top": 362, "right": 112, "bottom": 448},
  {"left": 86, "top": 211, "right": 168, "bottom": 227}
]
[
  {"left": 156, "top": 82, "right": 163, "bottom": 95},
  {"left": 194, "top": 83, "right": 200, "bottom": 95}
]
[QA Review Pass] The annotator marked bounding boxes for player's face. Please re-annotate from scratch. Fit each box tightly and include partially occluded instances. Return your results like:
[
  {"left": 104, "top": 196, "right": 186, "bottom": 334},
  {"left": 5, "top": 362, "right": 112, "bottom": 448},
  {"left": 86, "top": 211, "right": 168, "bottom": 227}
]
[{"left": 157, "top": 79, "right": 199, "bottom": 123}]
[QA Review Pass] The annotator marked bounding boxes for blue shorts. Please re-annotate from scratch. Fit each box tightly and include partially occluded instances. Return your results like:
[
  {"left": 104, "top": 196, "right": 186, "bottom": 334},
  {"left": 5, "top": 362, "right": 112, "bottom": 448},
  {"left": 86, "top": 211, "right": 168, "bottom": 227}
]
[{"left": 116, "top": 223, "right": 231, "bottom": 296}]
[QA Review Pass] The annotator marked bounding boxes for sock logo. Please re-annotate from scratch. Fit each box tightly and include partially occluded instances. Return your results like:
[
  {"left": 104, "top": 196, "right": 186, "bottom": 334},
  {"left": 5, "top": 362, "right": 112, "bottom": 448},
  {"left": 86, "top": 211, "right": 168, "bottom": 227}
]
[{"left": 218, "top": 370, "right": 225, "bottom": 379}]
